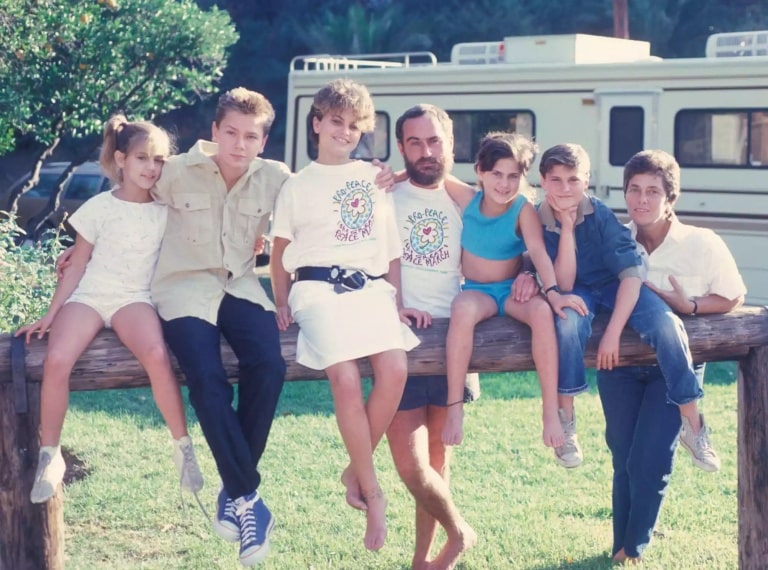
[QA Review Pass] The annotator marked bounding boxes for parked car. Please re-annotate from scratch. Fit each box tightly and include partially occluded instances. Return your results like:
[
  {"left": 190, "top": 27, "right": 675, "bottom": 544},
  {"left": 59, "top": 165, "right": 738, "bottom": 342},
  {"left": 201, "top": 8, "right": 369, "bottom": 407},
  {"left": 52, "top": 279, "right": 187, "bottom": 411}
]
[{"left": 2, "top": 161, "right": 111, "bottom": 240}]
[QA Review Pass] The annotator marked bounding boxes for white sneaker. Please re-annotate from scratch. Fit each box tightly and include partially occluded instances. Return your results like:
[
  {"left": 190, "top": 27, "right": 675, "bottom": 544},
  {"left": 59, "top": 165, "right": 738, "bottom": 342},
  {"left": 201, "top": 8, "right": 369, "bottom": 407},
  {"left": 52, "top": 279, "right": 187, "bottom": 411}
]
[
  {"left": 30, "top": 446, "right": 66, "bottom": 503},
  {"left": 173, "top": 436, "right": 204, "bottom": 493},
  {"left": 679, "top": 413, "right": 721, "bottom": 472},
  {"left": 554, "top": 408, "right": 583, "bottom": 468}
]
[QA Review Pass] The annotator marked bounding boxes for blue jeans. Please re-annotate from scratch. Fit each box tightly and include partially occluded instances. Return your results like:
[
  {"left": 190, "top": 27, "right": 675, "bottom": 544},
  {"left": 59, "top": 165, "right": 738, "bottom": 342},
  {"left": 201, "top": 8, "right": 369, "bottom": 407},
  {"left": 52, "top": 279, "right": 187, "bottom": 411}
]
[
  {"left": 597, "top": 364, "right": 706, "bottom": 557},
  {"left": 556, "top": 282, "right": 703, "bottom": 405},
  {"left": 161, "top": 294, "right": 285, "bottom": 499}
]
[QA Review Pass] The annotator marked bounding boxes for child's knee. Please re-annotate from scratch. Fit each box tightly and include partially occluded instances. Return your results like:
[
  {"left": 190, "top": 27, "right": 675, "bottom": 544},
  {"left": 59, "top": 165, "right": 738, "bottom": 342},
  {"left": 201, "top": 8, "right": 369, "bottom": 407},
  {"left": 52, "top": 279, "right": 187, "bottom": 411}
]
[
  {"left": 44, "top": 348, "right": 77, "bottom": 374},
  {"left": 141, "top": 342, "right": 171, "bottom": 367},
  {"left": 555, "top": 308, "right": 589, "bottom": 338}
]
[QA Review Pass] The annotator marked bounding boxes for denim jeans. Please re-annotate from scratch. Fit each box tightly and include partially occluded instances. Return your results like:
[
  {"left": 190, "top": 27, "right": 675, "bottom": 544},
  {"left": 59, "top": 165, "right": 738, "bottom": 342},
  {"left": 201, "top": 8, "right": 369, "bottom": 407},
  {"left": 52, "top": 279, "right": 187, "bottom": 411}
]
[
  {"left": 597, "top": 364, "right": 706, "bottom": 557},
  {"left": 161, "top": 294, "right": 285, "bottom": 499},
  {"left": 555, "top": 282, "right": 703, "bottom": 405}
]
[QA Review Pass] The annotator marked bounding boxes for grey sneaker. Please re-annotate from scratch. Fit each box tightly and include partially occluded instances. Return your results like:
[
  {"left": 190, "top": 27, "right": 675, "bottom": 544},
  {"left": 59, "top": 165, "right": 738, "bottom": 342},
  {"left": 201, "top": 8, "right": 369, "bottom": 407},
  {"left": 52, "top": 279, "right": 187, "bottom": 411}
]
[
  {"left": 30, "top": 446, "right": 66, "bottom": 503},
  {"left": 554, "top": 408, "right": 583, "bottom": 468},
  {"left": 679, "top": 414, "right": 721, "bottom": 472},
  {"left": 173, "top": 436, "right": 205, "bottom": 493}
]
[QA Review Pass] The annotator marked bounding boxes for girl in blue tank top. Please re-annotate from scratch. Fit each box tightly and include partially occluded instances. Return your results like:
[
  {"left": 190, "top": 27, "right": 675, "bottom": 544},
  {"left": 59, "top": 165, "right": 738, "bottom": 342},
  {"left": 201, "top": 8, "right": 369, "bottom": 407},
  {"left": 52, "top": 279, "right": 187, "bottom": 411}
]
[{"left": 442, "top": 132, "right": 587, "bottom": 462}]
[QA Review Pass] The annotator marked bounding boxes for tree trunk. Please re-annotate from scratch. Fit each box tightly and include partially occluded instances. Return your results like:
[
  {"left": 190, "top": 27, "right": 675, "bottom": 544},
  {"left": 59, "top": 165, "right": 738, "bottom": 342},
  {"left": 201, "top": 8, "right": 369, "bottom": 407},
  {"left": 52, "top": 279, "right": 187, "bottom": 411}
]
[
  {"left": 27, "top": 140, "right": 99, "bottom": 241},
  {"left": 0, "top": 339, "right": 63, "bottom": 570},
  {"left": 1, "top": 307, "right": 766, "bottom": 389},
  {"left": 738, "top": 345, "right": 768, "bottom": 570},
  {"left": 7, "top": 138, "right": 61, "bottom": 215},
  {"left": 613, "top": 0, "right": 629, "bottom": 39}
]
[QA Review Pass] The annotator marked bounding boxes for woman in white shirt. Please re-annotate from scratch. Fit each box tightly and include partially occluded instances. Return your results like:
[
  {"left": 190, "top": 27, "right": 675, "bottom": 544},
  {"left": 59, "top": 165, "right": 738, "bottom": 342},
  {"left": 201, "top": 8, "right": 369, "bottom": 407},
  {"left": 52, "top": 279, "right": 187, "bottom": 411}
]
[{"left": 597, "top": 149, "right": 746, "bottom": 564}]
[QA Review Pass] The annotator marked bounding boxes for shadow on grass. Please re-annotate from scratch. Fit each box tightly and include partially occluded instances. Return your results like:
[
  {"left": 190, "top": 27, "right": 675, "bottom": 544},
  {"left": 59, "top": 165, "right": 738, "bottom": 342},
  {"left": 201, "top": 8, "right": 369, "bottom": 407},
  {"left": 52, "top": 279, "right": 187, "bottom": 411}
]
[
  {"left": 527, "top": 554, "right": 614, "bottom": 570},
  {"left": 68, "top": 361, "right": 738, "bottom": 426},
  {"left": 68, "top": 378, "right": 342, "bottom": 428}
]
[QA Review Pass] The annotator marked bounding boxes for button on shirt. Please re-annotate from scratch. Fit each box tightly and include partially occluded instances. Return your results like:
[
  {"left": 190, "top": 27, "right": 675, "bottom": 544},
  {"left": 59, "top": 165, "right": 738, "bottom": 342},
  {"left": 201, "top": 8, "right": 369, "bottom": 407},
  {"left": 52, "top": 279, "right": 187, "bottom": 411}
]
[
  {"left": 630, "top": 215, "right": 747, "bottom": 300},
  {"left": 150, "top": 140, "right": 290, "bottom": 324}
]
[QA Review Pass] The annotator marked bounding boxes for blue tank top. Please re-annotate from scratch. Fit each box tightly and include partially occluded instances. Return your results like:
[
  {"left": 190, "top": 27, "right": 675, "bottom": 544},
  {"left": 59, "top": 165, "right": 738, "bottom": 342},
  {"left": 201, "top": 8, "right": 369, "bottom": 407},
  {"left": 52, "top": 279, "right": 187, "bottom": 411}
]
[{"left": 461, "top": 192, "right": 527, "bottom": 260}]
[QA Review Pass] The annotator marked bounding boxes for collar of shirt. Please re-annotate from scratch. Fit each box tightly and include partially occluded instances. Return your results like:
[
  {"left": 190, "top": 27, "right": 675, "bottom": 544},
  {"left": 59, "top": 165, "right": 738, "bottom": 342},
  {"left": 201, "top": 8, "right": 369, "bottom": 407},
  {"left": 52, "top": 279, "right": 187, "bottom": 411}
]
[
  {"left": 539, "top": 193, "right": 595, "bottom": 233},
  {"left": 628, "top": 213, "right": 687, "bottom": 247},
  {"left": 184, "top": 140, "right": 269, "bottom": 181}
]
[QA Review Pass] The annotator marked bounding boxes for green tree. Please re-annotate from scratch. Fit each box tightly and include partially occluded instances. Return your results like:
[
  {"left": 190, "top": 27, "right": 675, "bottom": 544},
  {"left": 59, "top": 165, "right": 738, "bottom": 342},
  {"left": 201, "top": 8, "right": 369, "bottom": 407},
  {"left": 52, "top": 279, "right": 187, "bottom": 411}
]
[
  {"left": 299, "top": 2, "right": 431, "bottom": 55},
  {"left": 0, "top": 0, "right": 237, "bottom": 239}
]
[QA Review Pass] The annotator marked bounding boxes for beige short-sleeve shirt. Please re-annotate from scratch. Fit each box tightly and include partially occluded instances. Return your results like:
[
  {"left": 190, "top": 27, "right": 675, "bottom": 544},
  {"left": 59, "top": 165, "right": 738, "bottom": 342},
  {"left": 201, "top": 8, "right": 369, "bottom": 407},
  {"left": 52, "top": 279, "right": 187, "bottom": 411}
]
[{"left": 151, "top": 140, "right": 290, "bottom": 324}]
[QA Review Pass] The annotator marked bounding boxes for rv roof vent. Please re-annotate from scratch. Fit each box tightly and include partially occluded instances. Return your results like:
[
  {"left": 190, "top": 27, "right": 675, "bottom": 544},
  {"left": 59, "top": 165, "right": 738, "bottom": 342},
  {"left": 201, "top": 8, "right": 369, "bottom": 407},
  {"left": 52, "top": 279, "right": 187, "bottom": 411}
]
[
  {"left": 450, "top": 41, "right": 505, "bottom": 65},
  {"left": 706, "top": 30, "right": 768, "bottom": 58}
]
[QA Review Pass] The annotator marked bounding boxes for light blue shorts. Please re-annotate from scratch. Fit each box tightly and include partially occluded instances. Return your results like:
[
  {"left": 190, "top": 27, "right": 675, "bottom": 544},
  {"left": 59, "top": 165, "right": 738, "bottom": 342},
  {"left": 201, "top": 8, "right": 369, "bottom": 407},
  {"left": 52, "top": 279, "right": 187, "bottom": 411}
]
[{"left": 462, "top": 278, "right": 515, "bottom": 316}]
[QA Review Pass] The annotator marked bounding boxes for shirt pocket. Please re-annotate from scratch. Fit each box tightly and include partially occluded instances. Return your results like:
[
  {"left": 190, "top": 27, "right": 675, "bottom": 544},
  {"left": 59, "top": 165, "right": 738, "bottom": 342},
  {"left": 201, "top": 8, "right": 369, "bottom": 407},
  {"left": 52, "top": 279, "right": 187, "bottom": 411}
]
[
  {"left": 234, "top": 197, "right": 267, "bottom": 247},
  {"left": 171, "top": 192, "right": 213, "bottom": 245}
]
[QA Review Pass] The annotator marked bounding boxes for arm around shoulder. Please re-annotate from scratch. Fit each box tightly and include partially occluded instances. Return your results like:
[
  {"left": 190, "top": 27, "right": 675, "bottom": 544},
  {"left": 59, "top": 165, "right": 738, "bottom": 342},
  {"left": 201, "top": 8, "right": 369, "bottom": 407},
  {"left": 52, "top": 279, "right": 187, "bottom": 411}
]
[{"left": 443, "top": 174, "right": 476, "bottom": 211}]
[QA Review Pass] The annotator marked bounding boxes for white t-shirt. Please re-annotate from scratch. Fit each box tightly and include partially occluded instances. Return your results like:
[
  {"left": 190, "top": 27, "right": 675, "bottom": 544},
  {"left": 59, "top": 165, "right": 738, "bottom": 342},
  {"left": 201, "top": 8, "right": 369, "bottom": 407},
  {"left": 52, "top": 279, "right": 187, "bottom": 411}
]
[
  {"left": 630, "top": 216, "right": 747, "bottom": 300},
  {"left": 393, "top": 180, "right": 463, "bottom": 318},
  {"left": 69, "top": 190, "right": 167, "bottom": 296},
  {"left": 272, "top": 160, "right": 401, "bottom": 275}
]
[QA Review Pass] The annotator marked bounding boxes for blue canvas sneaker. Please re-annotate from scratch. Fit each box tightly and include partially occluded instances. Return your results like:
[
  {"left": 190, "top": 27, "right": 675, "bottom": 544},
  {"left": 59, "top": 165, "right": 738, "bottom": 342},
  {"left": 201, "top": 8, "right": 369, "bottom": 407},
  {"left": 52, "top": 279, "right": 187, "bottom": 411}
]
[
  {"left": 213, "top": 487, "right": 240, "bottom": 542},
  {"left": 234, "top": 490, "right": 275, "bottom": 567}
]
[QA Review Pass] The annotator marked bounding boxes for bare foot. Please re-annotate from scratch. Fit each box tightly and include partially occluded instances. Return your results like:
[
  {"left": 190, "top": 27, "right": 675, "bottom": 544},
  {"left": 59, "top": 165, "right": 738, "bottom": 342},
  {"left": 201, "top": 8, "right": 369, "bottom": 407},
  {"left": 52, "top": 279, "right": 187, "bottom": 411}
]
[
  {"left": 412, "top": 558, "right": 432, "bottom": 570},
  {"left": 341, "top": 465, "right": 367, "bottom": 510},
  {"left": 362, "top": 486, "right": 387, "bottom": 551},
  {"left": 612, "top": 548, "right": 642, "bottom": 565},
  {"left": 431, "top": 519, "right": 477, "bottom": 570},
  {"left": 543, "top": 412, "right": 565, "bottom": 448}
]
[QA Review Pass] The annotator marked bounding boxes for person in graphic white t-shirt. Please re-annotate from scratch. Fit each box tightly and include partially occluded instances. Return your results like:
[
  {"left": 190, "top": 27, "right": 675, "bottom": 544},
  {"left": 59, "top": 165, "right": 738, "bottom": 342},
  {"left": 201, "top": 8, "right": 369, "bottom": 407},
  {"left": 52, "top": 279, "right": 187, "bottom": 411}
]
[
  {"left": 386, "top": 104, "right": 478, "bottom": 570},
  {"left": 270, "top": 79, "right": 421, "bottom": 552}
]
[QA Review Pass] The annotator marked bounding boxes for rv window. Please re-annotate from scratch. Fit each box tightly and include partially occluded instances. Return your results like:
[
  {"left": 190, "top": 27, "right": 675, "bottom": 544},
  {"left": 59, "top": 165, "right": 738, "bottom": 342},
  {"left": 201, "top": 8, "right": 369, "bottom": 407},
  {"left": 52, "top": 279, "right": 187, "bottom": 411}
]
[
  {"left": 675, "top": 109, "right": 768, "bottom": 168},
  {"left": 306, "top": 112, "right": 390, "bottom": 162},
  {"left": 609, "top": 107, "right": 644, "bottom": 166},
  {"left": 447, "top": 110, "right": 535, "bottom": 163}
]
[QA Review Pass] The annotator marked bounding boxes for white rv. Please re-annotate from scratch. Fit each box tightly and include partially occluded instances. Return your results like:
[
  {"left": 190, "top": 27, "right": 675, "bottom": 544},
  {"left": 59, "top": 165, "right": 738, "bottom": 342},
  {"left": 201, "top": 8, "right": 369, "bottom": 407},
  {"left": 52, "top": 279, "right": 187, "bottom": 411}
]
[{"left": 285, "top": 31, "right": 768, "bottom": 304}]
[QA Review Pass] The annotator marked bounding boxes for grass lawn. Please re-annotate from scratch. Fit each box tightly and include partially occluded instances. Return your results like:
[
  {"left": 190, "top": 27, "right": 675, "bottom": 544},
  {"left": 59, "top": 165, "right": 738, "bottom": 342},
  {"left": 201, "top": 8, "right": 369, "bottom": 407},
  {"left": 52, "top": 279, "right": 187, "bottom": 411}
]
[{"left": 60, "top": 363, "right": 738, "bottom": 569}]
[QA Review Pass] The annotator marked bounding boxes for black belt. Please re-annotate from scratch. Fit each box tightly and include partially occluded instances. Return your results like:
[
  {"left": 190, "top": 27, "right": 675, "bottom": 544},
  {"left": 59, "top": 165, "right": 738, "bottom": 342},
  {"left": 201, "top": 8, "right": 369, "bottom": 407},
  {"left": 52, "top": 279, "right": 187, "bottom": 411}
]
[{"left": 295, "top": 265, "right": 383, "bottom": 292}]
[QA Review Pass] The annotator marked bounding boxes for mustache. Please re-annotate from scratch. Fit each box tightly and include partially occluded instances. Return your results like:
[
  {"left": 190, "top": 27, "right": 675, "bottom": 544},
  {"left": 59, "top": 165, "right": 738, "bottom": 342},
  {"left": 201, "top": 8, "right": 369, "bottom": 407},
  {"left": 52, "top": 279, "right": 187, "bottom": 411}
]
[{"left": 416, "top": 158, "right": 440, "bottom": 167}]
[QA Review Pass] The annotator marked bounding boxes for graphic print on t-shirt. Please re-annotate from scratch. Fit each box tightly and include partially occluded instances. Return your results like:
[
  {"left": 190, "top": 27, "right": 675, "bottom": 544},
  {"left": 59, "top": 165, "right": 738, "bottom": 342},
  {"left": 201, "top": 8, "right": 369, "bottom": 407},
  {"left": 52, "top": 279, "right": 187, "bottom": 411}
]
[
  {"left": 333, "top": 178, "right": 376, "bottom": 242},
  {"left": 402, "top": 207, "right": 451, "bottom": 268}
]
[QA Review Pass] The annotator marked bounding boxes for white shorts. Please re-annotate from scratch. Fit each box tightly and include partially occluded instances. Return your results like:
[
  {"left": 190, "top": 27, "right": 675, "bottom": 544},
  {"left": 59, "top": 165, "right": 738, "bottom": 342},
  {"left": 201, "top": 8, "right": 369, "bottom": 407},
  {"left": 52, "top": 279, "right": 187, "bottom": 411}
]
[
  {"left": 289, "top": 278, "right": 420, "bottom": 370},
  {"left": 65, "top": 290, "right": 153, "bottom": 328}
]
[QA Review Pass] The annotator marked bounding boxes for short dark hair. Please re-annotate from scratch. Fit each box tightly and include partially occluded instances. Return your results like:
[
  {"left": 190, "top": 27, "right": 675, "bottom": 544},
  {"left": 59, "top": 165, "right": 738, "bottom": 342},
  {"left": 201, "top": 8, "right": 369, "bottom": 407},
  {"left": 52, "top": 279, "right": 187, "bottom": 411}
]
[
  {"left": 623, "top": 149, "right": 680, "bottom": 204},
  {"left": 475, "top": 132, "right": 538, "bottom": 175},
  {"left": 539, "top": 143, "right": 591, "bottom": 177},
  {"left": 395, "top": 104, "right": 453, "bottom": 145}
]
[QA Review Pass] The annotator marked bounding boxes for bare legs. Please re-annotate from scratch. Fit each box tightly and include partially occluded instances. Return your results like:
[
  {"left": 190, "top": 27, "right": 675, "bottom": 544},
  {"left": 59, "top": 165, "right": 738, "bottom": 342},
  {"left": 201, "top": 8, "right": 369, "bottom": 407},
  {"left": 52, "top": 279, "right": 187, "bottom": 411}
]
[
  {"left": 111, "top": 303, "right": 189, "bottom": 439},
  {"left": 503, "top": 295, "right": 565, "bottom": 448},
  {"left": 444, "top": 291, "right": 496, "bottom": 445},
  {"left": 39, "top": 303, "right": 104, "bottom": 446},
  {"left": 388, "top": 404, "right": 477, "bottom": 570},
  {"left": 326, "top": 349, "right": 407, "bottom": 551},
  {"left": 447, "top": 290, "right": 564, "bottom": 448}
]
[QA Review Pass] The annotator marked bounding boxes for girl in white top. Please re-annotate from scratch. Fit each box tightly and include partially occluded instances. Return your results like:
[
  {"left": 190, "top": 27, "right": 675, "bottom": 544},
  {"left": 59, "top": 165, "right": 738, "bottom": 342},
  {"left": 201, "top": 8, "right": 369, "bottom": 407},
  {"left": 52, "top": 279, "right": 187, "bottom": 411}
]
[
  {"left": 271, "top": 79, "right": 421, "bottom": 551},
  {"left": 17, "top": 116, "right": 203, "bottom": 504}
]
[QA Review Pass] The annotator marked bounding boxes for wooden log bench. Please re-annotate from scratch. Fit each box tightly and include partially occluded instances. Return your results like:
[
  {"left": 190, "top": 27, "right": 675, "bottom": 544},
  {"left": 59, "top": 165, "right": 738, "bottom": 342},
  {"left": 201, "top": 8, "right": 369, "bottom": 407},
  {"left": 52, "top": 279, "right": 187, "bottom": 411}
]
[{"left": 1, "top": 306, "right": 767, "bottom": 569}]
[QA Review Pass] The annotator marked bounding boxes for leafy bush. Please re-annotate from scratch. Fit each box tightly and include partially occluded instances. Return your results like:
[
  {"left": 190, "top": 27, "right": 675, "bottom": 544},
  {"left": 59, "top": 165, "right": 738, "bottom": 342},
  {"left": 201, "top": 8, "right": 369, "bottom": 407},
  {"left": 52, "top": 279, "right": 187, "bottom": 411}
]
[{"left": 0, "top": 212, "right": 66, "bottom": 333}]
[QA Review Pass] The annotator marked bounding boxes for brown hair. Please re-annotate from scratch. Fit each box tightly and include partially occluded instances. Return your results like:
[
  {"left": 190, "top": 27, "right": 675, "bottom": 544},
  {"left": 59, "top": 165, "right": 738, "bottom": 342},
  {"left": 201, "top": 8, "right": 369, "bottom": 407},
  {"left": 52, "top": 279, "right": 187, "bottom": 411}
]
[
  {"left": 307, "top": 79, "right": 375, "bottom": 147},
  {"left": 538, "top": 143, "right": 591, "bottom": 178},
  {"left": 215, "top": 87, "right": 276, "bottom": 135},
  {"left": 475, "top": 132, "right": 538, "bottom": 200},
  {"left": 623, "top": 149, "right": 680, "bottom": 205},
  {"left": 395, "top": 104, "right": 453, "bottom": 145},
  {"left": 99, "top": 115, "right": 173, "bottom": 183}
]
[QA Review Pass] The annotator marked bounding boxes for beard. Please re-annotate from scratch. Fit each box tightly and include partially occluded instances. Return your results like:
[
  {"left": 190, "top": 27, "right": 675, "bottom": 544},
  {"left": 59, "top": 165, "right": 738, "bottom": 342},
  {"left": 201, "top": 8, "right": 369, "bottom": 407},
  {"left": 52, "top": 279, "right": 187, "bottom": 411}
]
[{"left": 404, "top": 156, "right": 448, "bottom": 186}]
